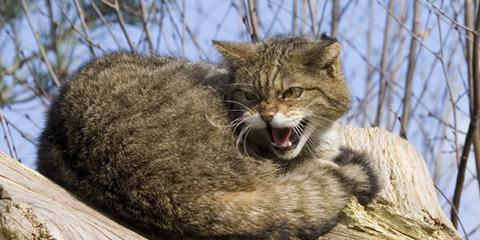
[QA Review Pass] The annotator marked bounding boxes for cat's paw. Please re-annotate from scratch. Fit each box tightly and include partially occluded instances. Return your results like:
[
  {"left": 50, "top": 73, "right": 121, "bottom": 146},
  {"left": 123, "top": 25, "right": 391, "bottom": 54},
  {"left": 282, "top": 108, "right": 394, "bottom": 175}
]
[{"left": 334, "top": 147, "right": 383, "bottom": 205}]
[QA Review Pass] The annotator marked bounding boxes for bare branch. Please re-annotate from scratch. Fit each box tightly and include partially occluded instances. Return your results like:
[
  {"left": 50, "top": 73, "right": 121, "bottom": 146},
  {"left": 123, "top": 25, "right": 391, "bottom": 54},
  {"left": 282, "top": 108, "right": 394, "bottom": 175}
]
[
  {"left": 306, "top": 0, "right": 317, "bottom": 35},
  {"left": 139, "top": 0, "right": 154, "bottom": 54},
  {"left": 424, "top": 0, "right": 479, "bottom": 35},
  {"left": 181, "top": 0, "right": 186, "bottom": 56},
  {"left": 374, "top": 0, "right": 394, "bottom": 127},
  {"left": 331, "top": 0, "right": 339, "bottom": 37},
  {"left": 53, "top": 0, "right": 106, "bottom": 53},
  {"left": 464, "top": 0, "right": 480, "bottom": 203},
  {"left": 400, "top": 0, "right": 421, "bottom": 138},
  {"left": 45, "top": 0, "right": 59, "bottom": 62},
  {"left": 20, "top": 0, "right": 60, "bottom": 87},
  {"left": 292, "top": 0, "right": 298, "bottom": 33},
  {"left": 0, "top": 109, "right": 16, "bottom": 160},
  {"left": 247, "top": 0, "right": 261, "bottom": 41},
  {"left": 361, "top": 0, "right": 375, "bottom": 126},
  {"left": 451, "top": 3, "right": 480, "bottom": 228},
  {"left": 90, "top": 0, "right": 122, "bottom": 48},
  {"left": 73, "top": 0, "right": 96, "bottom": 57},
  {"left": 2, "top": 115, "right": 36, "bottom": 145},
  {"left": 101, "top": 0, "right": 135, "bottom": 51}
]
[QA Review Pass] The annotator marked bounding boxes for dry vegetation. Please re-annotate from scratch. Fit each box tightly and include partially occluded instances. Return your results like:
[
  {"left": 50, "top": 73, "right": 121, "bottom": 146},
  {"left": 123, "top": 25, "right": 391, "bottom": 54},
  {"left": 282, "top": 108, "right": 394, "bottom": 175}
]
[{"left": 0, "top": 0, "right": 478, "bottom": 238}]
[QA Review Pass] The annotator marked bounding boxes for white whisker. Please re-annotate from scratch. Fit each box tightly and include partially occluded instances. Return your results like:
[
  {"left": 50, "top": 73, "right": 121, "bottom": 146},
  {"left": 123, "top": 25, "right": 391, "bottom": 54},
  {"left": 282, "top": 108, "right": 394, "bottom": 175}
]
[
  {"left": 242, "top": 126, "right": 252, "bottom": 157},
  {"left": 236, "top": 124, "right": 250, "bottom": 152},
  {"left": 223, "top": 100, "right": 253, "bottom": 112}
]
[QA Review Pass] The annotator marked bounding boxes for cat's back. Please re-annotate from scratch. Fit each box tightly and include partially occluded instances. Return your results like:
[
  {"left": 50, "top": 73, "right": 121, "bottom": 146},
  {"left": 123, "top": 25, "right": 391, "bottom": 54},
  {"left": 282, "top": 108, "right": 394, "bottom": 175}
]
[{"left": 37, "top": 52, "right": 262, "bottom": 199}]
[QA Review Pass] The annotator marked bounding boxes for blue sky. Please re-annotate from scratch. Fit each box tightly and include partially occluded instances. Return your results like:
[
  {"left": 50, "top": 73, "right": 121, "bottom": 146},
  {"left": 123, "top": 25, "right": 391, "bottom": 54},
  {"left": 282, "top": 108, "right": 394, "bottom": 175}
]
[{"left": 1, "top": 0, "right": 478, "bottom": 238}]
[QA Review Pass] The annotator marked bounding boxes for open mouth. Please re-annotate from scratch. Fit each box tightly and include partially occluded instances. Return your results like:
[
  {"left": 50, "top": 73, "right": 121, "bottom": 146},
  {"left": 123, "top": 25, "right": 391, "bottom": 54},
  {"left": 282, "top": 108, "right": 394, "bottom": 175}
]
[{"left": 267, "top": 120, "right": 308, "bottom": 152}]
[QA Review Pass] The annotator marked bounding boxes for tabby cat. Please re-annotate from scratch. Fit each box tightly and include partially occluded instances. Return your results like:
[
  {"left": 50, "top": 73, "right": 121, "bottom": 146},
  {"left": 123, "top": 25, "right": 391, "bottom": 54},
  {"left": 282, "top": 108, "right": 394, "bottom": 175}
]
[
  {"left": 215, "top": 35, "right": 352, "bottom": 163},
  {"left": 37, "top": 35, "right": 381, "bottom": 239}
]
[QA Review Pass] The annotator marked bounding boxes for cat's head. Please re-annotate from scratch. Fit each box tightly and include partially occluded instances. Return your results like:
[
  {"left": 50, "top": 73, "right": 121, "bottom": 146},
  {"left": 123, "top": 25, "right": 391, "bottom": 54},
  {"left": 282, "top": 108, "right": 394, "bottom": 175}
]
[{"left": 213, "top": 35, "right": 351, "bottom": 160}]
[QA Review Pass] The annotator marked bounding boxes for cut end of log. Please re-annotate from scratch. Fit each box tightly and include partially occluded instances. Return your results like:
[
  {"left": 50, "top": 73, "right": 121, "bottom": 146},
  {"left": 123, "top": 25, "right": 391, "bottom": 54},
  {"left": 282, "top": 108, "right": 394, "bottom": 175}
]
[
  {"left": 322, "top": 127, "right": 462, "bottom": 239},
  {"left": 0, "top": 190, "right": 54, "bottom": 240}
]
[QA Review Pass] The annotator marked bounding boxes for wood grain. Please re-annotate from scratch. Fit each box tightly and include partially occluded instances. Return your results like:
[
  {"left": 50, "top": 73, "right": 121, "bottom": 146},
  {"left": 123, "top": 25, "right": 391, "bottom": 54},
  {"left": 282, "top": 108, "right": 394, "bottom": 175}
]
[
  {"left": 324, "top": 127, "right": 461, "bottom": 240},
  {"left": 0, "top": 127, "right": 461, "bottom": 239},
  {"left": 0, "top": 152, "right": 145, "bottom": 239}
]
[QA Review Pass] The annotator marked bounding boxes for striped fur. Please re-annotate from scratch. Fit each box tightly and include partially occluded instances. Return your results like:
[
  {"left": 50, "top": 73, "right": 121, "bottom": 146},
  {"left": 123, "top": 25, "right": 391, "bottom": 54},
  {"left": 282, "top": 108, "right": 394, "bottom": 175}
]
[{"left": 37, "top": 36, "right": 381, "bottom": 239}]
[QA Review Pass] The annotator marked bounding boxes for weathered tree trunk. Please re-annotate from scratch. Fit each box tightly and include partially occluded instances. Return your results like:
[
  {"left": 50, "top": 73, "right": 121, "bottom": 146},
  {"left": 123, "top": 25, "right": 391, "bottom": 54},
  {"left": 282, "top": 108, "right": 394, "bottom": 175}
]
[
  {"left": 0, "top": 127, "right": 461, "bottom": 239},
  {"left": 324, "top": 127, "right": 461, "bottom": 240}
]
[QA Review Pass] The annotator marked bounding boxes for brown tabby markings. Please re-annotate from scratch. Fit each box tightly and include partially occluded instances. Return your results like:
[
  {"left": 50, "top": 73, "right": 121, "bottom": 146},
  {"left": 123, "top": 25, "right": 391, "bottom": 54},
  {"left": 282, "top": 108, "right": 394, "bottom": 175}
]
[
  {"left": 217, "top": 35, "right": 351, "bottom": 161},
  {"left": 37, "top": 36, "right": 381, "bottom": 239}
]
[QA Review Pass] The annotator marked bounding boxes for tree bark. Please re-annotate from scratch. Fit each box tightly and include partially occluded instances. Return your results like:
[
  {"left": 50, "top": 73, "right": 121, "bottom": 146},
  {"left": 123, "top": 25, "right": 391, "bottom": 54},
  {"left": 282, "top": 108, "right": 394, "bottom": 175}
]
[
  {"left": 324, "top": 127, "right": 461, "bottom": 240},
  {"left": 0, "top": 127, "right": 461, "bottom": 239}
]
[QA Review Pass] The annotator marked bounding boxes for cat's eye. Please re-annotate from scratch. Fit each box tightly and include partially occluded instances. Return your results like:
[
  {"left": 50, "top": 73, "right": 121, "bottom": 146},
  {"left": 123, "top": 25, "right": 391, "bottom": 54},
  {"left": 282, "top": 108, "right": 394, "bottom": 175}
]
[
  {"left": 282, "top": 87, "right": 303, "bottom": 99},
  {"left": 244, "top": 91, "right": 259, "bottom": 101}
]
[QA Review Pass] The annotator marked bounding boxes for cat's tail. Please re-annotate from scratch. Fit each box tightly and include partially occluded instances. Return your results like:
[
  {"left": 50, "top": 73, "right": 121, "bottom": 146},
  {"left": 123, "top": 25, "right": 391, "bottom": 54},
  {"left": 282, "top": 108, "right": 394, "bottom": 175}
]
[
  {"left": 179, "top": 152, "right": 381, "bottom": 239},
  {"left": 333, "top": 147, "right": 383, "bottom": 205}
]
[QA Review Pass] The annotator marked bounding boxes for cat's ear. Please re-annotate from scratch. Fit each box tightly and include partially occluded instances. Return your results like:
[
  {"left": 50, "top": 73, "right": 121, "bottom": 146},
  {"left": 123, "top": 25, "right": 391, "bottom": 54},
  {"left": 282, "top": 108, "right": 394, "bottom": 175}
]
[
  {"left": 212, "top": 40, "right": 256, "bottom": 62},
  {"left": 295, "top": 38, "right": 342, "bottom": 71}
]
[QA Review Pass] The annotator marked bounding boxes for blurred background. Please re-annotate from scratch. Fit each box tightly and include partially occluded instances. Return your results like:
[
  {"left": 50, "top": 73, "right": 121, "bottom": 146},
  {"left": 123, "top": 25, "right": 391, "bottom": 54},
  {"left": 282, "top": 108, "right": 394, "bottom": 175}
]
[{"left": 0, "top": 0, "right": 478, "bottom": 238}]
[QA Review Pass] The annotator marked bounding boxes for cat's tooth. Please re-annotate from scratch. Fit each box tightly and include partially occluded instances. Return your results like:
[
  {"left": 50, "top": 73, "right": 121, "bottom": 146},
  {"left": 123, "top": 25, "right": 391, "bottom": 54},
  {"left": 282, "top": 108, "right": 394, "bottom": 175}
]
[{"left": 287, "top": 141, "right": 292, "bottom": 147}]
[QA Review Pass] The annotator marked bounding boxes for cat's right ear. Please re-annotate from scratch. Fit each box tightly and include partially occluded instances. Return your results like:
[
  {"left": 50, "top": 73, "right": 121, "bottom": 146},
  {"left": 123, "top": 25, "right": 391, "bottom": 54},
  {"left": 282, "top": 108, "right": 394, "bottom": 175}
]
[{"left": 212, "top": 40, "right": 256, "bottom": 63}]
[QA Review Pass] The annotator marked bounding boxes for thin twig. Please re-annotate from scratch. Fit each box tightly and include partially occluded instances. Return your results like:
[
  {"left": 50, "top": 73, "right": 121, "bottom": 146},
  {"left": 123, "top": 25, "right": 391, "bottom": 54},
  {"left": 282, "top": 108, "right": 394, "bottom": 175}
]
[
  {"left": 434, "top": 11, "right": 461, "bottom": 166},
  {"left": 316, "top": 1, "right": 328, "bottom": 35},
  {"left": 0, "top": 109, "right": 15, "bottom": 159},
  {"left": 451, "top": 3, "right": 480, "bottom": 228},
  {"left": 20, "top": 0, "right": 60, "bottom": 87},
  {"left": 73, "top": 0, "right": 96, "bottom": 57},
  {"left": 386, "top": 7, "right": 408, "bottom": 131},
  {"left": 181, "top": 0, "right": 186, "bottom": 56},
  {"left": 434, "top": 184, "right": 470, "bottom": 239},
  {"left": 168, "top": 1, "right": 210, "bottom": 60},
  {"left": 400, "top": 0, "right": 420, "bottom": 138},
  {"left": 53, "top": 0, "right": 106, "bottom": 53},
  {"left": 464, "top": 0, "right": 480, "bottom": 203},
  {"left": 301, "top": 0, "right": 307, "bottom": 33},
  {"left": 101, "top": 0, "right": 135, "bottom": 51},
  {"left": 361, "top": 0, "right": 375, "bottom": 126},
  {"left": 306, "top": 0, "right": 317, "bottom": 35},
  {"left": 331, "top": 0, "right": 339, "bottom": 37},
  {"left": 45, "top": 0, "right": 59, "bottom": 64},
  {"left": 140, "top": 0, "right": 154, "bottom": 54},
  {"left": 247, "top": 0, "right": 261, "bottom": 41},
  {"left": 91, "top": 0, "right": 121, "bottom": 48},
  {"left": 265, "top": 0, "right": 285, "bottom": 36},
  {"left": 154, "top": 3, "right": 165, "bottom": 52},
  {"left": 292, "top": 0, "right": 298, "bottom": 33},
  {"left": 423, "top": 0, "right": 479, "bottom": 35},
  {"left": 3, "top": 116, "right": 37, "bottom": 145},
  {"left": 374, "top": 0, "right": 394, "bottom": 127}
]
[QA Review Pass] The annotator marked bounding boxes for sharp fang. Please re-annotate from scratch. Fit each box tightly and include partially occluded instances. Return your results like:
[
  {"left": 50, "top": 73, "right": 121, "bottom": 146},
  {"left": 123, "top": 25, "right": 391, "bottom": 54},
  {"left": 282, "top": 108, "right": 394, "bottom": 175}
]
[
  {"left": 270, "top": 141, "right": 293, "bottom": 147},
  {"left": 271, "top": 141, "right": 293, "bottom": 148}
]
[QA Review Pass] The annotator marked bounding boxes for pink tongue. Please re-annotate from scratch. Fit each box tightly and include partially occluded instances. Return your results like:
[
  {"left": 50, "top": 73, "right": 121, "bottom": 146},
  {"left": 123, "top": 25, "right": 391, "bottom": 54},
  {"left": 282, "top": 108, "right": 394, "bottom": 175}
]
[{"left": 271, "top": 128, "right": 293, "bottom": 148}]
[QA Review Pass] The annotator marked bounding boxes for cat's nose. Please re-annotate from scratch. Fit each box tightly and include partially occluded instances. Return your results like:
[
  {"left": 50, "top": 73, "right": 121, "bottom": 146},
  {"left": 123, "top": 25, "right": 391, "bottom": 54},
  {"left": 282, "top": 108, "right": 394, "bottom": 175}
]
[{"left": 260, "top": 110, "right": 276, "bottom": 122}]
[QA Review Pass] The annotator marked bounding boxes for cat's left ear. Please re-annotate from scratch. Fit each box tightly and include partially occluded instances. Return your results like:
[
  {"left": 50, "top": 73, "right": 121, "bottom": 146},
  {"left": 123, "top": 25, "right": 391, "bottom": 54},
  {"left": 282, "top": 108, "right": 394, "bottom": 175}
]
[
  {"left": 295, "top": 37, "right": 342, "bottom": 71},
  {"left": 212, "top": 40, "right": 256, "bottom": 63}
]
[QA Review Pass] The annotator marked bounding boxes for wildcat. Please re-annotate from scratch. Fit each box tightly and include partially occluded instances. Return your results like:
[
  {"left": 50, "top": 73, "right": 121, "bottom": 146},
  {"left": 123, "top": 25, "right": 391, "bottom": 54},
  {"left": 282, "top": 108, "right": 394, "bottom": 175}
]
[
  {"left": 37, "top": 35, "right": 381, "bottom": 239},
  {"left": 215, "top": 35, "right": 353, "bottom": 163}
]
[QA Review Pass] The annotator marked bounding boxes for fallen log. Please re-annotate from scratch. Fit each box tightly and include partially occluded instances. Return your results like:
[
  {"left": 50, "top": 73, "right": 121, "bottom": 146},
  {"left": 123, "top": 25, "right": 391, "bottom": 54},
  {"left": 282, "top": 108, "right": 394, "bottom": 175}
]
[{"left": 0, "top": 127, "right": 461, "bottom": 239}]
